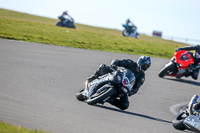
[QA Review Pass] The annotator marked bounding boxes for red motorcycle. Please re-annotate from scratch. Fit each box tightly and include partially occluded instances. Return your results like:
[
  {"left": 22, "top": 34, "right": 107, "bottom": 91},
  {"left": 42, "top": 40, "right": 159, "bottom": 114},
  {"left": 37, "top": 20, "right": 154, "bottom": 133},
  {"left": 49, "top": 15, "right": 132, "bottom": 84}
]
[{"left": 158, "top": 50, "right": 198, "bottom": 78}]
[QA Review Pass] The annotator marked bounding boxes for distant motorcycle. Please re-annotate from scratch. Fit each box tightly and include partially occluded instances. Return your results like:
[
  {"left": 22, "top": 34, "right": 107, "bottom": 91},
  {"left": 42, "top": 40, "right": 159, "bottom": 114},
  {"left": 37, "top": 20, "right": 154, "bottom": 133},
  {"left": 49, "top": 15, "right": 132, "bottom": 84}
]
[
  {"left": 56, "top": 16, "right": 76, "bottom": 29},
  {"left": 122, "top": 24, "right": 139, "bottom": 38},
  {"left": 158, "top": 50, "right": 200, "bottom": 79},
  {"left": 76, "top": 68, "right": 135, "bottom": 105},
  {"left": 172, "top": 94, "right": 200, "bottom": 132}
]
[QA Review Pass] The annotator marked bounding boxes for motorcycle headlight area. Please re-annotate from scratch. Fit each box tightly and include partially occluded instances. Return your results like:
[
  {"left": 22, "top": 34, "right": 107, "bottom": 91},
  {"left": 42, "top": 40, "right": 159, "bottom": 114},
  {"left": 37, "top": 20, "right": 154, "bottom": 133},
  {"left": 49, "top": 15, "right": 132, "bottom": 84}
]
[
  {"left": 122, "top": 76, "right": 136, "bottom": 90},
  {"left": 172, "top": 57, "right": 176, "bottom": 62},
  {"left": 177, "top": 63, "right": 182, "bottom": 67},
  {"left": 121, "top": 69, "right": 136, "bottom": 89},
  {"left": 122, "top": 77, "right": 129, "bottom": 86}
]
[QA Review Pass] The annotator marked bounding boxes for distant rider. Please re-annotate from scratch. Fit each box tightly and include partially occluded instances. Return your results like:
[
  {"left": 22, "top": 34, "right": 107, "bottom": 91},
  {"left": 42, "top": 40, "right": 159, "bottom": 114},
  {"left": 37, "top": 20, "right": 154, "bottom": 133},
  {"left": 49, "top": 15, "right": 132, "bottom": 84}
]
[
  {"left": 126, "top": 19, "right": 137, "bottom": 34},
  {"left": 59, "top": 11, "right": 73, "bottom": 25},
  {"left": 87, "top": 56, "right": 151, "bottom": 110},
  {"left": 176, "top": 45, "right": 200, "bottom": 80}
]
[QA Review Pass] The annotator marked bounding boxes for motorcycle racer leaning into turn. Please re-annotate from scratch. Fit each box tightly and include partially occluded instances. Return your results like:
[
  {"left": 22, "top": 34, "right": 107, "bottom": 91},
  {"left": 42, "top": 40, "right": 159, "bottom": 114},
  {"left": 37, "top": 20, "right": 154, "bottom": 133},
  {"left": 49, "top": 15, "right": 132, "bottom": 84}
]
[
  {"left": 59, "top": 11, "right": 73, "bottom": 25},
  {"left": 87, "top": 56, "right": 151, "bottom": 110},
  {"left": 189, "top": 94, "right": 200, "bottom": 115},
  {"left": 176, "top": 45, "right": 200, "bottom": 80}
]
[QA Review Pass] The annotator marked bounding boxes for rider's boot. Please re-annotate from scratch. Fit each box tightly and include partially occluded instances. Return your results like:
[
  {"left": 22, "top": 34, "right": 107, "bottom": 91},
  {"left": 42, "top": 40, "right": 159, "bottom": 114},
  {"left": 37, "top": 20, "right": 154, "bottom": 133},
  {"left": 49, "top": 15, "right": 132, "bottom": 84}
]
[{"left": 191, "top": 68, "right": 199, "bottom": 80}]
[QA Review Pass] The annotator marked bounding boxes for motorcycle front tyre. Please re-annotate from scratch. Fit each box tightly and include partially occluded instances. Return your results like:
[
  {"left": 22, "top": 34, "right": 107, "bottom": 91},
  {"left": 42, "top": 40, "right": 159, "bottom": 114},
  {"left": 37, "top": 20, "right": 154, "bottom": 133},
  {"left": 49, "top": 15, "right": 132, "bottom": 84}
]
[
  {"left": 172, "top": 112, "right": 187, "bottom": 130},
  {"left": 56, "top": 22, "right": 63, "bottom": 27},
  {"left": 158, "top": 62, "right": 176, "bottom": 78},
  {"left": 122, "top": 30, "right": 129, "bottom": 37},
  {"left": 76, "top": 88, "right": 85, "bottom": 101},
  {"left": 87, "top": 87, "right": 115, "bottom": 105}
]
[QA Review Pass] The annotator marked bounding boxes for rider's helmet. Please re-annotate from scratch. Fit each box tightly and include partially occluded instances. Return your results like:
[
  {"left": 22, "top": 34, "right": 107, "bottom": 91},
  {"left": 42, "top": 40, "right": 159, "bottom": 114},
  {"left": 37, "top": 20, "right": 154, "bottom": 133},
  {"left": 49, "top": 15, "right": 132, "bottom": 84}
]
[
  {"left": 194, "top": 102, "right": 200, "bottom": 112},
  {"left": 63, "top": 11, "right": 68, "bottom": 15},
  {"left": 126, "top": 18, "right": 130, "bottom": 23},
  {"left": 137, "top": 56, "right": 151, "bottom": 71},
  {"left": 193, "top": 45, "right": 200, "bottom": 59}
]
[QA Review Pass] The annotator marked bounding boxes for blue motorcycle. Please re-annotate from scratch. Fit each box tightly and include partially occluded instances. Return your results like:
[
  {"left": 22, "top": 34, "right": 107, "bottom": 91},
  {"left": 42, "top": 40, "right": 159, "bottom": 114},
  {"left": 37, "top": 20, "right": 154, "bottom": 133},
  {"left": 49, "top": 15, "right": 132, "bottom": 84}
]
[{"left": 122, "top": 24, "right": 139, "bottom": 38}]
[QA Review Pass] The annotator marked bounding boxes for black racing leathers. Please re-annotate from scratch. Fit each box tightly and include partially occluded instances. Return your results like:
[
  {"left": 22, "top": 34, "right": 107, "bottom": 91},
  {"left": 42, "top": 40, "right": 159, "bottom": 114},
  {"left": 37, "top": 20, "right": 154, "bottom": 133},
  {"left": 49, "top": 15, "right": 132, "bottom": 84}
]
[
  {"left": 109, "top": 59, "right": 145, "bottom": 110},
  {"left": 111, "top": 59, "right": 145, "bottom": 96}
]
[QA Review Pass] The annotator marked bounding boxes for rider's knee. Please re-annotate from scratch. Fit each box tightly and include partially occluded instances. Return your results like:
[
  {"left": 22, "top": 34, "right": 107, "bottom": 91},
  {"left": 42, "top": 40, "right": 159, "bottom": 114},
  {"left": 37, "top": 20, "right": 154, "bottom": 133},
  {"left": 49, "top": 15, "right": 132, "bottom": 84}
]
[
  {"left": 192, "top": 70, "right": 199, "bottom": 80},
  {"left": 119, "top": 103, "right": 129, "bottom": 110}
]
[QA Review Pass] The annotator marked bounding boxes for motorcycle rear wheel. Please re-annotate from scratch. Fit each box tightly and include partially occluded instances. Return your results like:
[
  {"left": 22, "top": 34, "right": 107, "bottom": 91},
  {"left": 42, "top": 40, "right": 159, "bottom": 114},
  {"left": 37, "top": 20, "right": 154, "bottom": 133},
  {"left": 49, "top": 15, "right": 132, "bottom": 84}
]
[
  {"left": 172, "top": 112, "right": 187, "bottom": 130},
  {"left": 158, "top": 63, "right": 177, "bottom": 78},
  {"left": 136, "top": 33, "right": 140, "bottom": 39},
  {"left": 87, "top": 87, "right": 115, "bottom": 105}
]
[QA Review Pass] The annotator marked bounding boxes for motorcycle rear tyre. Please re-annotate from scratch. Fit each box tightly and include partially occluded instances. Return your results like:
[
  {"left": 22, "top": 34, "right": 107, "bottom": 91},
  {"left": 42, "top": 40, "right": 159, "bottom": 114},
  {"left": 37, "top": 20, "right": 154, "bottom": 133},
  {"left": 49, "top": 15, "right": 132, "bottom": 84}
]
[
  {"left": 136, "top": 33, "right": 139, "bottom": 39},
  {"left": 71, "top": 25, "right": 76, "bottom": 29},
  {"left": 158, "top": 63, "right": 176, "bottom": 78},
  {"left": 172, "top": 112, "right": 187, "bottom": 130},
  {"left": 87, "top": 87, "right": 115, "bottom": 105}
]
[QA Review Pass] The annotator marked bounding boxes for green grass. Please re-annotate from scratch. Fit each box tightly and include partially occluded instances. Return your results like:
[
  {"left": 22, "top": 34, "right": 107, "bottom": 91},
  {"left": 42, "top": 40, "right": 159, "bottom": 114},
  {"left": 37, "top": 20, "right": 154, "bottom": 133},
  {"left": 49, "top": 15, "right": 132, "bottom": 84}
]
[
  {"left": 0, "top": 121, "right": 50, "bottom": 133},
  {"left": 0, "top": 8, "right": 187, "bottom": 58}
]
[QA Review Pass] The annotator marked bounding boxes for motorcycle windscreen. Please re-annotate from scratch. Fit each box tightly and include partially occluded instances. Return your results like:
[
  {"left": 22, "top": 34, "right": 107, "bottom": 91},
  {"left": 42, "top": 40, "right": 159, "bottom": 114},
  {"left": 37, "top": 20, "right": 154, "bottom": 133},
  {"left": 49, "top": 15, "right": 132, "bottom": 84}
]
[
  {"left": 184, "top": 115, "right": 200, "bottom": 132},
  {"left": 122, "top": 69, "right": 135, "bottom": 91}
]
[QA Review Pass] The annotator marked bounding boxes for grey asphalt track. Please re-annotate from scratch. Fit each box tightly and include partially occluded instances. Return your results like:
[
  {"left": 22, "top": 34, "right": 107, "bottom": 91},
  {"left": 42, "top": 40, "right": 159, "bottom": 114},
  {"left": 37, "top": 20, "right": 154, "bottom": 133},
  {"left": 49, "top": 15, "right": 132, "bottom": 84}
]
[{"left": 0, "top": 39, "right": 199, "bottom": 133}]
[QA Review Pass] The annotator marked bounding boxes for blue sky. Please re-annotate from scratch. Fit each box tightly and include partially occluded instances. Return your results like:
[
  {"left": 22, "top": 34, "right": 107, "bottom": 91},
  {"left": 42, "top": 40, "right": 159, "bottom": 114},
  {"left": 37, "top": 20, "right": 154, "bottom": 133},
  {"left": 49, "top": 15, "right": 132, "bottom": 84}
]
[{"left": 1, "top": 0, "right": 200, "bottom": 42}]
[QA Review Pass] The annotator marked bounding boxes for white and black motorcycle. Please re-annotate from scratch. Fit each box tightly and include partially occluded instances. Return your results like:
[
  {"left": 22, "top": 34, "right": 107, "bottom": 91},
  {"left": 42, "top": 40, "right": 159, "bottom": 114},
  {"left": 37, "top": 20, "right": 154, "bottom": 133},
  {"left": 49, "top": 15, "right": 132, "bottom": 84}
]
[
  {"left": 56, "top": 16, "right": 76, "bottom": 29},
  {"left": 172, "top": 94, "right": 200, "bottom": 132},
  {"left": 76, "top": 68, "right": 135, "bottom": 105}
]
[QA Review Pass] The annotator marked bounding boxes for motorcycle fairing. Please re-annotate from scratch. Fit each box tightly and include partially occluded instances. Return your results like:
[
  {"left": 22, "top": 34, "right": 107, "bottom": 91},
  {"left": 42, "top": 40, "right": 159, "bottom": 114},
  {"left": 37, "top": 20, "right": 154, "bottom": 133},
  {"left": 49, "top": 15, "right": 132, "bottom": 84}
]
[
  {"left": 166, "top": 50, "right": 194, "bottom": 77},
  {"left": 121, "top": 69, "right": 135, "bottom": 91},
  {"left": 184, "top": 115, "right": 200, "bottom": 132},
  {"left": 83, "top": 69, "right": 135, "bottom": 98},
  {"left": 174, "top": 50, "right": 194, "bottom": 69},
  {"left": 83, "top": 73, "right": 113, "bottom": 98}
]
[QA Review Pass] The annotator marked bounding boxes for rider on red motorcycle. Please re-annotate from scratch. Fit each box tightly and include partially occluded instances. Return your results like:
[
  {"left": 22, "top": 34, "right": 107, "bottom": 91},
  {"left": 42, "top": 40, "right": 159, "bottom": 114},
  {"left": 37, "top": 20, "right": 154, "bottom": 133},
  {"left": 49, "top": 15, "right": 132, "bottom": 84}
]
[{"left": 176, "top": 45, "right": 200, "bottom": 80}]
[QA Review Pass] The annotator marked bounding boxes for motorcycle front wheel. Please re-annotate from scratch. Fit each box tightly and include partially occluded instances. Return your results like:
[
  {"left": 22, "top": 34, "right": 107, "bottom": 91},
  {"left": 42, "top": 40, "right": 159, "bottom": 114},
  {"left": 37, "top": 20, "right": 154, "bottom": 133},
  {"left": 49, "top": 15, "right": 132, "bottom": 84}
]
[
  {"left": 122, "top": 30, "right": 130, "bottom": 37},
  {"left": 56, "top": 22, "right": 63, "bottom": 27},
  {"left": 172, "top": 112, "right": 187, "bottom": 130},
  {"left": 158, "top": 62, "right": 177, "bottom": 78},
  {"left": 76, "top": 88, "right": 85, "bottom": 101},
  {"left": 87, "top": 87, "right": 115, "bottom": 105}
]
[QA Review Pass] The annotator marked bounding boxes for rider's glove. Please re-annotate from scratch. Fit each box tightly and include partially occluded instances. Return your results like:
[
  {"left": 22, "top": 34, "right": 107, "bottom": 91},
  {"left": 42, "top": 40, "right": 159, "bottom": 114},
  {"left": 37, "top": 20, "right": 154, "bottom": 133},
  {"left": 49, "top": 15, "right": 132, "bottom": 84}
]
[{"left": 99, "top": 64, "right": 106, "bottom": 69}]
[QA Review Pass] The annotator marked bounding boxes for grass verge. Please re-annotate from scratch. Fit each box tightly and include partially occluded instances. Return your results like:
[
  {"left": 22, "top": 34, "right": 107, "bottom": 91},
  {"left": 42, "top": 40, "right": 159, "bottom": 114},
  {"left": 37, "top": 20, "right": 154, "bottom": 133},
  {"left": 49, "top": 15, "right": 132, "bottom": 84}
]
[
  {"left": 0, "top": 8, "right": 188, "bottom": 58},
  {"left": 0, "top": 121, "right": 50, "bottom": 133}
]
